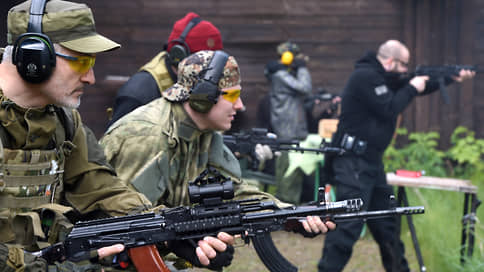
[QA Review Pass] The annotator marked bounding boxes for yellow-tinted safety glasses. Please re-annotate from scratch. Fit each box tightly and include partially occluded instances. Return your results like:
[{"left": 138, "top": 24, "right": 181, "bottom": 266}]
[
  {"left": 221, "top": 86, "right": 241, "bottom": 103},
  {"left": 56, "top": 52, "right": 96, "bottom": 74}
]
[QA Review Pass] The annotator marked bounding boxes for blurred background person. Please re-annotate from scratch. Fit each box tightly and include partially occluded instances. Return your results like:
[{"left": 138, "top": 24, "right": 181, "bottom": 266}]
[{"left": 107, "top": 12, "right": 223, "bottom": 128}]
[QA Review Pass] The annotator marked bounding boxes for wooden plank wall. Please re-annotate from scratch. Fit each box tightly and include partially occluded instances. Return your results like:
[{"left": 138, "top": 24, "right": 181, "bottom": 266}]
[
  {"left": 400, "top": 0, "right": 482, "bottom": 147},
  {"left": 471, "top": 0, "right": 484, "bottom": 139},
  {"left": 1, "top": 0, "right": 482, "bottom": 149},
  {"left": 77, "top": 0, "right": 406, "bottom": 137}
]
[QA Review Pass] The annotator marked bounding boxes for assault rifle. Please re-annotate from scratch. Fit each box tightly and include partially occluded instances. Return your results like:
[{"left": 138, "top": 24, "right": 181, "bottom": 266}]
[
  {"left": 414, "top": 65, "right": 476, "bottom": 104},
  {"left": 304, "top": 87, "right": 340, "bottom": 113},
  {"left": 224, "top": 128, "right": 344, "bottom": 169},
  {"left": 34, "top": 168, "right": 425, "bottom": 272}
]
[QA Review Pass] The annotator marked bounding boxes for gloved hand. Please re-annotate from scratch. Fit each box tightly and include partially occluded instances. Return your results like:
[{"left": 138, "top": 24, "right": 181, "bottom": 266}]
[
  {"left": 266, "top": 132, "right": 282, "bottom": 157},
  {"left": 254, "top": 133, "right": 281, "bottom": 171},
  {"left": 291, "top": 58, "right": 306, "bottom": 69},
  {"left": 167, "top": 239, "right": 234, "bottom": 271},
  {"left": 255, "top": 144, "right": 273, "bottom": 163},
  {"left": 265, "top": 60, "right": 287, "bottom": 76}
]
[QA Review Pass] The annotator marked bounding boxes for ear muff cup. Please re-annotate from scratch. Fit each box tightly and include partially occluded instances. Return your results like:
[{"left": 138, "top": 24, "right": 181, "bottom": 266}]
[
  {"left": 189, "top": 81, "right": 220, "bottom": 113},
  {"left": 280, "top": 51, "right": 294, "bottom": 66},
  {"left": 12, "top": 33, "right": 56, "bottom": 83},
  {"left": 12, "top": 0, "right": 56, "bottom": 84},
  {"left": 188, "top": 51, "right": 229, "bottom": 113},
  {"left": 168, "top": 41, "right": 190, "bottom": 67},
  {"left": 167, "top": 17, "right": 202, "bottom": 67}
]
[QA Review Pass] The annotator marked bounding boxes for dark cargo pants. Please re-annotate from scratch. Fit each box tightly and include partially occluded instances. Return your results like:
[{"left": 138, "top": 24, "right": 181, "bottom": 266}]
[{"left": 318, "top": 155, "right": 409, "bottom": 272}]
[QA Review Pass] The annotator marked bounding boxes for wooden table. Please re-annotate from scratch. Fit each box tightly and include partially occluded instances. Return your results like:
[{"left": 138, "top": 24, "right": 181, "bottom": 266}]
[{"left": 386, "top": 173, "right": 481, "bottom": 271}]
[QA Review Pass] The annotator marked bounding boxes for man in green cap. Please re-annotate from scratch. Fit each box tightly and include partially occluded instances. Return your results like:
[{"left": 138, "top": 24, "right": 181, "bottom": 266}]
[
  {"left": 0, "top": 0, "right": 153, "bottom": 270},
  {"left": 101, "top": 49, "right": 336, "bottom": 270},
  {"left": 0, "top": 1, "right": 237, "bottom": 271}
]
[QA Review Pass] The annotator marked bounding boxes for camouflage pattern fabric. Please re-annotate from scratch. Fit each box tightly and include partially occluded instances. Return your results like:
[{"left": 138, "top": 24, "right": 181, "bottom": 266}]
[
  {"left": 162, "top": 50, "right": 241, "bottom": 102},
  {"left": 0, "top": 90, "right": 150, "bottom": 250},
  {"left": 7, "top": 0, "right": 119, "bottom": 54},
  {"left": 101, "top": 98, "right": 287, "bottom": 208}
]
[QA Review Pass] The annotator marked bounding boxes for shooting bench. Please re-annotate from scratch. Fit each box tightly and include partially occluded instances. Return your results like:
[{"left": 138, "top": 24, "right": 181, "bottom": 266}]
[{"left": 386, "top": 173, "right": 481, "bottom": 272}]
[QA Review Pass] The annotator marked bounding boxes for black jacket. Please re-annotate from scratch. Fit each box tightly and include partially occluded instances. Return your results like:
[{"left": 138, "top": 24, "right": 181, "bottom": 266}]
[{"left": 335, "top": 51, "right": 445, "bottom": 161}]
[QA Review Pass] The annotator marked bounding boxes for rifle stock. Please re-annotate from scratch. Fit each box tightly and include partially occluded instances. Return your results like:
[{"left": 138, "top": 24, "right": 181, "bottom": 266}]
[{"left": 129, "top": 245, "right": 170, "bottom": 272}]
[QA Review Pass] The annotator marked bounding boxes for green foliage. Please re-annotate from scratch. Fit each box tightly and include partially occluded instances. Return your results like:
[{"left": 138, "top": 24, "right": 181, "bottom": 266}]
[
  {"left": 447, "top": 126, "right": 484, "bottom": 181},
  {"left": 384, "top": 126, "right": 484, "bottom": 272},
  {"left": 384, "top": 128, "right": 446, "bottom": 177}
]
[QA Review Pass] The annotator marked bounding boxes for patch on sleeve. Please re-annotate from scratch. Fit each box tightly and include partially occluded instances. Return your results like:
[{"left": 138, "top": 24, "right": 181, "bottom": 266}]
[{"left": 374, "top": 85, "right": 388, "bottom": 96}]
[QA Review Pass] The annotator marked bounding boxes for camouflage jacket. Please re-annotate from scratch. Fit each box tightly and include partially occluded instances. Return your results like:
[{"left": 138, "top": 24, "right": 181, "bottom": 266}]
[
  {"left": 0, "top": 90, "right": 151, "bottom": 247},
  {"left": 269, "top": 66, "right": 312, "bottom": 141},
  {"left": 101, "top": 98, "right": 286, "bottom": 208}
]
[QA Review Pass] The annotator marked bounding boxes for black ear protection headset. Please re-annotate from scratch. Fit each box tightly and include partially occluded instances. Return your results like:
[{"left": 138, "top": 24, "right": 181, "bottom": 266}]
[
  {"left": 12, "top": 0, "right": 56, "bottom": 84},
  {"left": 188, "top": 50, "right": 229, "bottom": 113},
  {"left": 167, "top": 16, "right": 202, "bottom": 67}
]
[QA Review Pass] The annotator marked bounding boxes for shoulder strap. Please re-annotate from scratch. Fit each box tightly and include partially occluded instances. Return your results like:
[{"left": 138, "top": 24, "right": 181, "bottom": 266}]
[
  {"left": 0, "top": 125, "right": 11, "bottom": 148},
  {"left": 139, "top": 51, "right": 176, "bottom": 95},
  {"left": 55, "top": 107, "right": 76, "bottom": 142}
]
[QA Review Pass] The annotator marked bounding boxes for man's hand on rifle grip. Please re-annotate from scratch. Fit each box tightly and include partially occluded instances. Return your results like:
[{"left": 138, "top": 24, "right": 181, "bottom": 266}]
[
  {"left": 302, "top": 216, "right": 336, "bottom": 234},
  {"left": 97, "top": 244, "right": 125, "bottom": 259},
  {"left": 196, "top": 232, "right": 235, "bottom": 267},
  {"left": 409, "top": 76, "right": 429, "bottom": 93}
]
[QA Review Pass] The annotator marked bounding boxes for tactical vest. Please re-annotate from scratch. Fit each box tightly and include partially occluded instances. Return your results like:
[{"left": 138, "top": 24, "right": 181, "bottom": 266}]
[
  {"left": 0, "top": 106, "right": 76, "bottom": 250},
  {"left": 139, "top": 51, "right": 176, "bottom": 95}
]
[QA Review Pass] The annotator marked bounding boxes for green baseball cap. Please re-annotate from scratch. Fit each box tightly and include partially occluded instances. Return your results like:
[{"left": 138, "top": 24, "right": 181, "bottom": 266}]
[{"left": 7, "top": 0, "right": 120, "bottom": 54}]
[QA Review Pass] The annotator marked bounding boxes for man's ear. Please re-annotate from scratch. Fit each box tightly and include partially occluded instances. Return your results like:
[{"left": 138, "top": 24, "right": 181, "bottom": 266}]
[{"left": 383, "top": 58, "right": 393, "bottom": 71}]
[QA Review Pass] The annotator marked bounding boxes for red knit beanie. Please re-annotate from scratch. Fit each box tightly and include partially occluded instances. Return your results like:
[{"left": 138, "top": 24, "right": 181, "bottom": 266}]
[{"left": 167, "top": 12, "right": 223, "bottom": 53}]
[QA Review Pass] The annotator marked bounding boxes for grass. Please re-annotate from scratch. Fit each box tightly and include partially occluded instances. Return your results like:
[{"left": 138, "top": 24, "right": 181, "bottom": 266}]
[
  {"left": 400, "top": 186, "right": 484, "bottom": 272},
  {"left": 193, "top": 231, "right": 391, "bottom": 272},
  {"left": 191, "top": 181, "right": 484, "bottom": 272}
]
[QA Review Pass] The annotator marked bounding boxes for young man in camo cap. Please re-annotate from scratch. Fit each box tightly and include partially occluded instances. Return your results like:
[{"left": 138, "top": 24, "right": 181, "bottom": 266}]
[{"left": 101, "top": 50, "right": 335, "bottom": 270}]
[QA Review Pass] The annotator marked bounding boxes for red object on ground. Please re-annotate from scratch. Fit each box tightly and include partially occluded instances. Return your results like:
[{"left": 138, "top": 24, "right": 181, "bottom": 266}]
[{"left": 395, "top": 169, "right": 423, "bottom": 178}]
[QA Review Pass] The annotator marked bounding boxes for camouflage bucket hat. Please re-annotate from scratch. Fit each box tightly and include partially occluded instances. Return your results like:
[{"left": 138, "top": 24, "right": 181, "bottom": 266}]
[
  {"left": 163, "top": 50, "right": 241, "bottom": 102},
  {"left": 7, "top": 0, "right": 120, "bottom": 54}
]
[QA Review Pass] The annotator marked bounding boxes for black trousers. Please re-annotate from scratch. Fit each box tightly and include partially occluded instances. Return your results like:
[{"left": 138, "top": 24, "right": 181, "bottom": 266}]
[{"left": 318, "top": 155, "right": 409, "bottom": 272}]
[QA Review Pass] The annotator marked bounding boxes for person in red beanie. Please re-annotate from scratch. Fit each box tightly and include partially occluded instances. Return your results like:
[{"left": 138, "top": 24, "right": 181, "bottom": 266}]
[{"left": 106, "top": 12, "right": 223, "bottom": 128}]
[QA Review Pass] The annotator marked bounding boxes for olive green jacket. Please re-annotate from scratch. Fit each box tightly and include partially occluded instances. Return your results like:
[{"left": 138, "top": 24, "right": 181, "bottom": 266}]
[
  {"left": 101, "top": 98, "right": 286, "bottom": 208},
  {"left": 0, "top": 90, "right": 152, "bottom": 270},
  {"left": 0, "top": 90, "right": 151, "bottom": 223}
]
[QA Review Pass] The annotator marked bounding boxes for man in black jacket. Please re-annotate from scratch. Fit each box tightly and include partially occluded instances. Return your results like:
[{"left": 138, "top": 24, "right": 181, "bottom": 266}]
[
  {"left": 107, "top": 12, "right": 223, "bottom": 128},
  {"left": 318, "top": 40, "right": 475, "bottom": 272}
]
